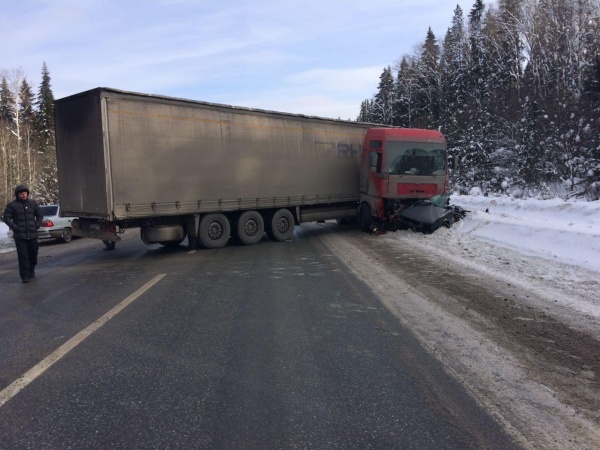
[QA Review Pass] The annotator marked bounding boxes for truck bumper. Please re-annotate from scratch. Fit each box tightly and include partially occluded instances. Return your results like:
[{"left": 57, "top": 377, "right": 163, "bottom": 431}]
[{"left": 72, "top": 219, "right": 122, "bottom": 242}]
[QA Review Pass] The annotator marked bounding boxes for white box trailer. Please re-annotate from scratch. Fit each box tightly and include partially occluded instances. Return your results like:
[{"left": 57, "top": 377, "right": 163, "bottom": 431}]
[{"left": 55, "top": 88, "right": 374, "bottom": 248}]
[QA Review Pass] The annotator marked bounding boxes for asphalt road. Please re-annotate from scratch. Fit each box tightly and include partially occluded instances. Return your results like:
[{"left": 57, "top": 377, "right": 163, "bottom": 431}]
[{"left": 0, "top": 228, "right": 520, "bottom": 449}]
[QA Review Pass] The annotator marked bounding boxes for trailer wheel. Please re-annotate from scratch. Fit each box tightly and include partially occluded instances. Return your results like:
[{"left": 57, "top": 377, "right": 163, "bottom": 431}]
[
  {"left": 236, "top": 211, "right": 264, "bottom": 245},
  {"left": 199, "top": 213, "right": 231, "bottom": 248},
  {"left": 359, "top": 203, "right": 372, "bottom": 232},
  {"left": 266, "top": 209, "right": 295, "bottom": 242}
]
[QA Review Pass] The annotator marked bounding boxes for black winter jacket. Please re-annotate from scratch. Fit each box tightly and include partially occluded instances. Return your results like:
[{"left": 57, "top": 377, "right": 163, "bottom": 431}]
[{"left": 2, "top": 185, "right": 43, "bottom": 240}]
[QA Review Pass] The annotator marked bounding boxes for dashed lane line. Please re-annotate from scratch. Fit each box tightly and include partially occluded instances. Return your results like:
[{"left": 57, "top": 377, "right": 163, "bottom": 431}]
[{"left": 0, "top": 273, "right": 167, "bottom": 408}]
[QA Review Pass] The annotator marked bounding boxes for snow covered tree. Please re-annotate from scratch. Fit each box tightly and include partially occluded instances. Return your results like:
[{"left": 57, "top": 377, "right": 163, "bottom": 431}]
[
  {"left": 450, "top": 0, "right": 495, "bottom": 193},
  {"left": 478, "top": 1, "right": 526, "bottom": 192},
  {"left": 34, "top": 63, "right": 58, "bottom": 203},
  {"left": 355, "top": 0, "right": 599, "bottom": 198},
  {"left": 19, "top": 80, "right": 37, "bottom": 126},
  {"left": 0, "top": 76, "right": 14, "bottom": 207},
  {"left": 518, "top": 0, "right": 600, "bottom": 197},
  {"left": 1, "top": 77, "right": 17, "bottom": 127},
  {"left": 414, "top": 28, "right": 442, "bottom": 129},
  {"left": 394, "top": 57, "right": 419, "bottom": 127},
  {"left": 0, "top": 70, "right": 32, "bottom": 206},
  {"left": 517, "top": 94, "right": 549, "bottom": 194},
  {"left": 440, "top": 6, "right": 470, "bottom": 181},
  {"left": 371, "top": 66, "right": 396, "bottom": 125},
  {"left": 0, "top": 64, "right": 59, "bottom": 207}
]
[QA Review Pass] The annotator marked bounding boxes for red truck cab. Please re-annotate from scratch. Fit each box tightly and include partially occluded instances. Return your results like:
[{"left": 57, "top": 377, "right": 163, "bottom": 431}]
[{"left": 359, "top": 128, "right": 448, "bottom": 230}]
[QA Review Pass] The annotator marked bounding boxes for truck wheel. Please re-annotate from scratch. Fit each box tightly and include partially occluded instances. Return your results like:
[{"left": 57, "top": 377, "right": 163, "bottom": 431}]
[
  {"left": 359, "top": 204, "right": 372, "bottom": 232},
  {"left": 199, "top": 213, "right": 231, "bottom": 248},
  {"left": 236, "top": 211, "right": 264, "bottom": 245},
  {"left": 266, "top": 209, "right": 295, "bottom": 242},
  {"left": 61, "top": 228, "right": 73, "bottom": 243}
]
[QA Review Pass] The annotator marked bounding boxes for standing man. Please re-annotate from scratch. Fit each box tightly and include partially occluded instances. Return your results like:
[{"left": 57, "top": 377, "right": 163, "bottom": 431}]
[{"left": 2, "top": 185, "right": 43, "bottom": 283}]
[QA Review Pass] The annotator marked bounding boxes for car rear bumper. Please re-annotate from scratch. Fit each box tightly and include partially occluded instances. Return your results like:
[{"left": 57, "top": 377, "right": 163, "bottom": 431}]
[{"left": 37, "top": 229, "right": 65, "bottom": 240}]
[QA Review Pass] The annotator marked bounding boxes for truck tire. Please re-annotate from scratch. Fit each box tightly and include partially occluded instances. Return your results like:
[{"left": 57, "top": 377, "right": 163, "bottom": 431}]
[
  {"left": 359, "top": 203, "right": 372, "bottom": 232},
  {"left": 199, "top": 213, "right": 231, "bottom": 248},
  {"left": 266, "top": 209, "right": 295, "bottom": 242},
  {"left": 236, "top": 211, "right": 264, "bottom": 245},
  {"left": 61, "top": 228, "right": 73, "bottom": 243}
]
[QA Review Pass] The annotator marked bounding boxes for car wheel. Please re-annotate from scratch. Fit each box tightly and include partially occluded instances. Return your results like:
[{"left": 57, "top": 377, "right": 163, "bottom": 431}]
[{"left": 61, "top": 228, "right": 73, "bottom": 243}]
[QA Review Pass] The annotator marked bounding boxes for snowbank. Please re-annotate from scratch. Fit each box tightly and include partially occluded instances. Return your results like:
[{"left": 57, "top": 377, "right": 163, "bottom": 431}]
[
  {"left": 449, "top": 195, "right": 600, "bottom": 272},
  {"left": 0, "top": 222, "right": 14, "bottom": 254}
]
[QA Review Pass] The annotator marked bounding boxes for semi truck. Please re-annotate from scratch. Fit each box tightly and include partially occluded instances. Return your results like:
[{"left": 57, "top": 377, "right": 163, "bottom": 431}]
[{"left": 55, "top": 88, "right": 448, "bottom": 249}]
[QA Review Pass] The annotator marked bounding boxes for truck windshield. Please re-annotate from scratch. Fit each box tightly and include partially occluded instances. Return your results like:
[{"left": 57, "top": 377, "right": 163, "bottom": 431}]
[{"left": 385, "top": 141, "right": 446, "bottom": 176}]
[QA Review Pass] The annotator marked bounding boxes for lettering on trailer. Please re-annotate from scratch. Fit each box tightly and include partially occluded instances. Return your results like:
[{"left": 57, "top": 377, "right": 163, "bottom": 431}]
[{"left": 315, "top": 142, "right": 361, "bottom": 159}]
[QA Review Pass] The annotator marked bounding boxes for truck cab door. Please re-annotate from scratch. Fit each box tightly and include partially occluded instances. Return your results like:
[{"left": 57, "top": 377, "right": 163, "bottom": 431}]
[{"left": 360, "top": 151, "right": 382, "bottom": 197}]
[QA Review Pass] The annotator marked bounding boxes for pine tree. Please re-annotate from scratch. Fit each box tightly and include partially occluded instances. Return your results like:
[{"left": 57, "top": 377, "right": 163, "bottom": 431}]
[
  {"left": 496, "top": 0, "right": 524, "bottom": 111},
  {"left": 371, "top": 66, "right": 396, "bottom": 125},
  {"left": 517, "top": 94, "right": 547, "bottom": 193},
  {"left": 477, "top": 1, "right": 525, "bottom": 192},
  {"left": 461, "top": 0, "right": 494, "bottom": 193},
  {"left": 414, "top": 28, "right": 441, "bottom": 129},
  {"left": 0, "top": 77, "right": 14, "bottom": 124},
  {"left": 19, "top": 80, "right": 37, "bottom": 128},
  {"left": 36, "top": 62, "right": 55, "bottom": 153},
  {"left": 394, "top": 57, "right": 418, "bottom": 127},
  {"left": 440, "top": 5, "right": 471, "bottom": 191},
  {"left": 356, "top": 99, "right": 373, "bottom": 122}
]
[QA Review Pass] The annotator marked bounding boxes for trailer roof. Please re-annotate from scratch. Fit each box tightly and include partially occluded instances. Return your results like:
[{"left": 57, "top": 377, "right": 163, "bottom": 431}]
[{"left": 56, "top": 87, "right": 387, "bottom": 129}]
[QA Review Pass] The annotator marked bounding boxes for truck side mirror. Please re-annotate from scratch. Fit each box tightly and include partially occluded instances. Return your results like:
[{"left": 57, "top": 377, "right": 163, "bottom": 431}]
[{"left": 369, "top": 152, "right": 382, "bottom": 173}]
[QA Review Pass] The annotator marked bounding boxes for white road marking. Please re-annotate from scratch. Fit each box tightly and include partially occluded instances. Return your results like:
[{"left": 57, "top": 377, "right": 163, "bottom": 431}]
[
  {"left": 0, "top": 273, "right": 166, "bottom": 409},
  {"left": 188, "top": 250, "right": 196, "bottom": 255}
]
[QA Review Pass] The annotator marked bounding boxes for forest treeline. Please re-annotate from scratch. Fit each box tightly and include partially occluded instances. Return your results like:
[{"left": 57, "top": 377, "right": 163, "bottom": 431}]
[
  {"left": 358, "top": 0, "right": 600, "bottom": 200},
  {"left": 1, "top": 0, "right": 599, "bottom": 207},
  {"left": 0, "top": 63, "right": 56, "bottom": 208}
]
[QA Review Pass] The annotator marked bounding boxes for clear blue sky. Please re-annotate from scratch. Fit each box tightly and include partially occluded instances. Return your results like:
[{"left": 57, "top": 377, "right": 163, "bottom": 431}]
[{"left": 1, "top": 0, "right": 481, "bottom": 120}]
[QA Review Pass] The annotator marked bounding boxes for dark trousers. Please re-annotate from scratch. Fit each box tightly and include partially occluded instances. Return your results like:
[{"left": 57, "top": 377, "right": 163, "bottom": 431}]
[{"left": 15, "top": 238, "right": 39, "bottom": 280}]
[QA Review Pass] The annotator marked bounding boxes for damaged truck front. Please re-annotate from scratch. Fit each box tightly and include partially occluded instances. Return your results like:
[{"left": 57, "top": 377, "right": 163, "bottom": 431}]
[{"left": 358, "top": 128, "right": 454, "bottom": 232}]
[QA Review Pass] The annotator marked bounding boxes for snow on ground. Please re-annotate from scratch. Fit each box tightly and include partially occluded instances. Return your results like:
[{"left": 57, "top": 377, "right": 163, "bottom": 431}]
[
  {"left": 449, "top": 195, "right": 600, "bottom": 272},
  {"left": 377, "top": 194, "right": 600, "bottom": 325},
  {"left": 0, "top": 222, "right": 14, "bottom": 254}
]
